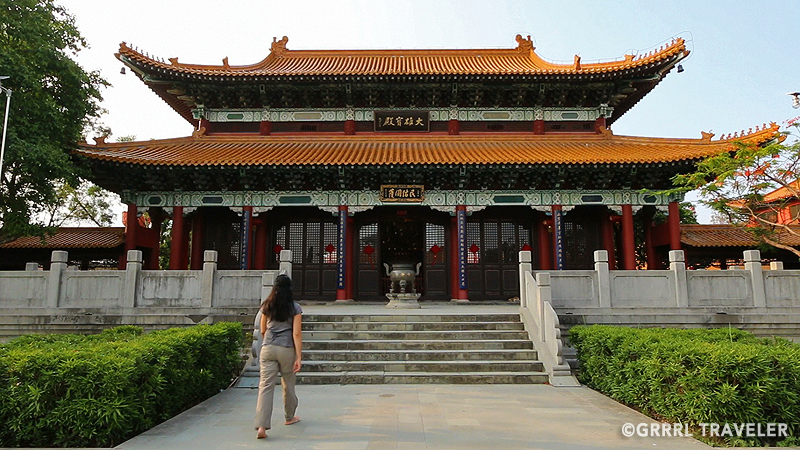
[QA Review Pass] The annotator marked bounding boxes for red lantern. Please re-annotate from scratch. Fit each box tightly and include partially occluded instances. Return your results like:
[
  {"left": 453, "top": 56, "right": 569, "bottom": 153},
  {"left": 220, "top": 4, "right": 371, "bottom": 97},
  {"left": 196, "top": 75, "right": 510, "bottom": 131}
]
[
  {"left": 273, "top": 244, "right": 283, "bottom": 254},
  {"left": 429, "top": 244, "right": 441, "bottom": 265},
  {"left": 469, "top": 243, "right": 479, "bottom": 253},
  {"left": 363, "top": 244, "right": 375, "bottom": 268},
  {"left": 521, "top": 243, "right": 532, "bottom": 251},
  {"left": 325, "top": 243, "right": 336, "bottom": 253}
]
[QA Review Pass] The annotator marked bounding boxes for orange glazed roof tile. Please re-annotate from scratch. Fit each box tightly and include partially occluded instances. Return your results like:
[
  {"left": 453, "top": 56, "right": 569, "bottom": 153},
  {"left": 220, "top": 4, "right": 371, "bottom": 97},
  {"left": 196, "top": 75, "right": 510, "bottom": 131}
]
[
  {"left": 681, "top": 224, "right": 800, "bottom": 248},
  {"left": 75, "top": 124, "right": 779, "bottom": 167},
  {"left": 763, "top": 180, "right": 800, "bottom": 203},
  {"left": 0, "top": 228, "right": 125, "bottom": 249},
  {"left": 117, "top": 35, "right": 688, "bottom": 77}
]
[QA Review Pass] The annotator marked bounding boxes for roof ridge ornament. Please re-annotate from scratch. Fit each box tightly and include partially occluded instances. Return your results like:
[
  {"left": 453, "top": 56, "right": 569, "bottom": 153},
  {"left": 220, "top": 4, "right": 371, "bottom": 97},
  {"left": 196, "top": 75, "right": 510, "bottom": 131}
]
[
  {"left": 598, "top": 126, "right": 613, "bottom": 139},
  {"left": 573, "top": 55, "right": 581, "bottom": 71},
  {"left": 93, "top": 135, "right": 108, "bottom": 146},
  {"left": 515, "top": 34, "right": 534, "bottom": 53},
  {"left": 192, "top": 127, "right": 207, "bottom": 139},
  {"left": 271, "top": 36, "right": 289, "bottom": 57},
  {"left": 700, "top": 131, "right": 714, "bottom": 142}
]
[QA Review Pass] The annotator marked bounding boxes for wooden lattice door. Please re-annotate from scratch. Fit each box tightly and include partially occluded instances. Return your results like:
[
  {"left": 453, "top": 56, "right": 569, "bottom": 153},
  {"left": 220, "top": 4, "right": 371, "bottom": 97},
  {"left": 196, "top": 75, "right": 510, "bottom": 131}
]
[
  {"left": 273, "top": 219, "right": 338, "bottom": 299},
  {"left": 466, "top": 218, "right": 532, "bottom": 300}
]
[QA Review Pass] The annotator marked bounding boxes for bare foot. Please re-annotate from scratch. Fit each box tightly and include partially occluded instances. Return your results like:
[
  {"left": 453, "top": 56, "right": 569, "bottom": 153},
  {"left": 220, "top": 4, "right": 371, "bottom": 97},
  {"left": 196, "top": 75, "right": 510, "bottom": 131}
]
[
  {"left": 256, "top": 427, "right": 267, "bottom": 439},
  {"left": 285, "top": 416, "right": 301, "bottom": 425}
]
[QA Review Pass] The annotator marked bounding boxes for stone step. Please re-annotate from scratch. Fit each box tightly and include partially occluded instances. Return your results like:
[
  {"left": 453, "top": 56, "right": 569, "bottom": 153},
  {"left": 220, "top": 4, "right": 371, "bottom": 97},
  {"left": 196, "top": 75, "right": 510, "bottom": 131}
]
[
  {"left": 299, "top": 360, "right": 544, "bottom": 373},
  {"left": 294, "top": 371, "right": 549, "bottom": 384},
  {"left": 303, "top": 330, "right": 529, "bottom": 340},
  {"left": 301, "top": 314, "right": 520, "bottom": 323},
  {"left": 304, "top": 339, "right": 534, "bottom": 351},
  {"left": 303, "top": 321, "right": 525, "bottom": 331},
  {"left": 303, "top": 348, "right": 539, "bottom": 361}
]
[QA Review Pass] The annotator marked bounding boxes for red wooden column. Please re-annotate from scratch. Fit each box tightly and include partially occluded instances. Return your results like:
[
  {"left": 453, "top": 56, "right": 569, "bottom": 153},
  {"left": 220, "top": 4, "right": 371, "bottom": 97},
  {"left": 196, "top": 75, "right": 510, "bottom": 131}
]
[
  {"left": 453, "top": 205, "right": 468, "bottom": 301},
  {"left": 336, "top": 206, "right": 349, "bottom": 301},
  {"left": 448, "top": 119, "right": 459, "bottom": 135},
  {"left": 601, "top": 209, "right": 617, "bottom": 269},
  {"left": 190, "top": 209, "right": 205, "bottom": 270},
  {"left": 621, "top": 205, "right": 636, "bottom": 270},
  {"left": 124, "top": 203, "right": 138, "bottom": 256},
  {"left": 259, "top": 120, "right": 271, "bottom": 135},
  {"left": 253, "top": 216, "right": 268, "bottom": 270},
  {"left": 644, "top": 215, "right": 661, "bottom": 269},
  {"left": 147, "top": 209, "right": 164, "bottom": 270},
  {"left": 536, "top": 213, "right": 552, "bottom": 270},
  {"left": 668, "top": 201, "right": 682, "bottom": 250},
  {"left": 551, "top": 205, "right": 564, "bottom": 270},
  {"left": 170, "top": 206, "right": 185, "bottom": 270},
  {"left": 533, "top": 119, "right": 545, "bottom": 135}
]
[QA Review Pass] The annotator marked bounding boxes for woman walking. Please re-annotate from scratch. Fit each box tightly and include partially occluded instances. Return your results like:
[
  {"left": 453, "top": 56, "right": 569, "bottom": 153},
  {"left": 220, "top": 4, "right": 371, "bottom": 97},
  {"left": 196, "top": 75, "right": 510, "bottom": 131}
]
[{"left": 254, "top": 274, "right": 302, "bottom": 439}]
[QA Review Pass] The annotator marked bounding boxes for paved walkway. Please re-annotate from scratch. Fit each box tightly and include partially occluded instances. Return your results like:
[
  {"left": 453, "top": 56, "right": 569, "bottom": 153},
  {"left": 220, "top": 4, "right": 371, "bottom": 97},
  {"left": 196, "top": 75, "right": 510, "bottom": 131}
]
[
  {"left": 116, "top": 302, "right": 711, "bottom": 449},
  {"left": 115, "top": 384, "right": 710, "bottom": 450}
]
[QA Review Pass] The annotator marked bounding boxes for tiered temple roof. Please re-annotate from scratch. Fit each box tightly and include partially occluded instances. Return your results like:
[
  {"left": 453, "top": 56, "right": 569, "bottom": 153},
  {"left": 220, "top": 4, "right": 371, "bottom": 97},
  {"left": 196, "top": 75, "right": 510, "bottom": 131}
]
[
  {"left": 116, "top": 35, "right": 689, "bottom": 124},
  {"left": 76, "top": 125, "right": 779, "bottom": 168}
]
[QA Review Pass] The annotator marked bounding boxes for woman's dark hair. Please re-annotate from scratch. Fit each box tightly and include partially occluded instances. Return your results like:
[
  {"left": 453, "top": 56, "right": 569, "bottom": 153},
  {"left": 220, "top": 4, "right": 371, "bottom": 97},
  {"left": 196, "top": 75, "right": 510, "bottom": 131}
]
[{"left": 261, "top": 274, "right": 294, "bottom": 322}]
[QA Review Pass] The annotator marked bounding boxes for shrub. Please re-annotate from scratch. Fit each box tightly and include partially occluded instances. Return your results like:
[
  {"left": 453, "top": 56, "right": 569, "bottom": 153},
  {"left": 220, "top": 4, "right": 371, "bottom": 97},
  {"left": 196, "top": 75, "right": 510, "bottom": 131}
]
[
  {"left": 569, "top": 325, "right": 800, "bottom": 446},
  {"left": 0, "top": 322, "right": 243, "bottom": 448}
]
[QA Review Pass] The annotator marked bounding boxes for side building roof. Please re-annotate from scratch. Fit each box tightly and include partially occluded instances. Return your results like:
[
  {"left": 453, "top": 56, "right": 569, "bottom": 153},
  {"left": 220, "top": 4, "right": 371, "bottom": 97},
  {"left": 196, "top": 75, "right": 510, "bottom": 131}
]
[{"left": 0, "top": 228, "right": 125, "bottom": 249}]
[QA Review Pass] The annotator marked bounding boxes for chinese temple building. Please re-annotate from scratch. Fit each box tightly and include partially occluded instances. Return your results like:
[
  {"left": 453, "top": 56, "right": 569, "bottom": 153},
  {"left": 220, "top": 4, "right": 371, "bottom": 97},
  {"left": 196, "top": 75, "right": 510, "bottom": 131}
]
[{"left": 74, "top": 35, "right": 779, "bottom": 301}]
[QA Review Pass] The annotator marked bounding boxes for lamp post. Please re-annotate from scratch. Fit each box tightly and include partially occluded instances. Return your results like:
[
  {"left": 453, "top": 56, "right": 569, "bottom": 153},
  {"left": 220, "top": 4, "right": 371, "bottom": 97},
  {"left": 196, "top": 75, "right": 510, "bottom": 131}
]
[{"left": 0, "top": 76, "right": 11, "bottom": 182}]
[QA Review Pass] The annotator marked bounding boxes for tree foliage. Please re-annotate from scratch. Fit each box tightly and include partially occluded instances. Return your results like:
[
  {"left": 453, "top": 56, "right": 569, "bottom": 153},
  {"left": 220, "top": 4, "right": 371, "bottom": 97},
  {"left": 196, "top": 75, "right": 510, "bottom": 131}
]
[
  {"left": 0, "top": 0, "right": 108, "bottom": 242},
  {"left": 672, "top": 126, "right": 800, "bottom": 258},
  {"left": 40, "top": 180, "right": 119, "bottom": 228}
]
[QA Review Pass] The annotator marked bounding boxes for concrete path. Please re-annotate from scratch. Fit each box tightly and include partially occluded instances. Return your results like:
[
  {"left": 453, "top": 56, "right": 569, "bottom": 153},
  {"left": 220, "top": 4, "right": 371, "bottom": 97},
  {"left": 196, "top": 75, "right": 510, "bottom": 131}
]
[{"left": 115, "top": 384, "right": 710, "bottom": 450}]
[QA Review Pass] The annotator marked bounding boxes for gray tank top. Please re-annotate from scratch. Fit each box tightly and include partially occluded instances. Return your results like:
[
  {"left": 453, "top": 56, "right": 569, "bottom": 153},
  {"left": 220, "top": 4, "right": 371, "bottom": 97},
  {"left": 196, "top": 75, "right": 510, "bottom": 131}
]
[{"left": 263, "top": 302, "right": 303, "bottom": 348}]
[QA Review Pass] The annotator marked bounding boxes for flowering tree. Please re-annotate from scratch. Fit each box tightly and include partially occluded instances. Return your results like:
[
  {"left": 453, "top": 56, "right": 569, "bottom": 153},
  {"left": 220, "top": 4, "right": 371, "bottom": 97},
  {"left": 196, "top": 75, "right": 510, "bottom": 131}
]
[{"left": 672, "top": 125, "right": 800, "bottom": 258}]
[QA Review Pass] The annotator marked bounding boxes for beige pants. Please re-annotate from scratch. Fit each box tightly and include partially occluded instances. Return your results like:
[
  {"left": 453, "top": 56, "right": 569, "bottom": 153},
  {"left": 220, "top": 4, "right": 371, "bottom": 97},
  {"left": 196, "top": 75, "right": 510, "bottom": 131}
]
[{"left": 254, "top": 344, "right": 298, "bottom": 430}]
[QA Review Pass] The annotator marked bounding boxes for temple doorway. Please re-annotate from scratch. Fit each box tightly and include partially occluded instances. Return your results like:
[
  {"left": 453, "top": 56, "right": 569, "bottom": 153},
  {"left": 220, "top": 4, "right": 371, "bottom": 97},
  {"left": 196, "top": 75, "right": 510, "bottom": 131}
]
[{"left": 354, "top": 207, "right": 450, "bottom": 301}]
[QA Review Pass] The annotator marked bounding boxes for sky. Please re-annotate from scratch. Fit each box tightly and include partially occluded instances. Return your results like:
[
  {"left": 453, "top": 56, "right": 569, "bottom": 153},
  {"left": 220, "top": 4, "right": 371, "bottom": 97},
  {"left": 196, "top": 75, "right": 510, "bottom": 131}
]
[{"left": 57, "top": 0, "right": 800, "bottom": 224}]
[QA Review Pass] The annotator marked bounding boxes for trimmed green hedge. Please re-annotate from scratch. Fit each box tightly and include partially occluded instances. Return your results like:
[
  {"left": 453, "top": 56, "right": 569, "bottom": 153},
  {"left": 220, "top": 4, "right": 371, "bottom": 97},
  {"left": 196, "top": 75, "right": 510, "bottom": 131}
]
[
  {"left": 569, "top": 325, "right": 800, "bottom": 446},
  {"left": 0, "top": 323, "right": 243, "bottom": 448}
]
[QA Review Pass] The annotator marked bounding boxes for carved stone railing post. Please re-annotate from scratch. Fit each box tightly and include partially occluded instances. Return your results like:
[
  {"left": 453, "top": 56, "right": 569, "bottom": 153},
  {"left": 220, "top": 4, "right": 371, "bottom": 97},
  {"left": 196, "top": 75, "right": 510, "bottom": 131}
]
[
  {"left": 279, "top": 250, "right": 292, "bottom": 279},
  {"left": 123, "top": 250, "right": 142, "bottom": 308},
  {"left": 669, "top": 250, "right": 688, "bottom": 307},
  {"left": 518, "top": 250, "right": 532, "bottom": 308},
  {"left": 594, "top": 250, "right": 611, "bottom": 308},
  {"left": 536, "top": 272, "right": 551, "bottom": 343},
  {"left": 770, "top": 261, "right": 784, "bottom": 270},
  {"left": 744, "top": 250, "right": 766, "bottom": 307},
  {"left": 47, "top": 251, "right": 68, "bottom": 308},
  {"left": 25, "top": 262, "right": 39, "bottom": 271},
  {"left": 201, "top": 250, "right": 217, "bottom": 308}
]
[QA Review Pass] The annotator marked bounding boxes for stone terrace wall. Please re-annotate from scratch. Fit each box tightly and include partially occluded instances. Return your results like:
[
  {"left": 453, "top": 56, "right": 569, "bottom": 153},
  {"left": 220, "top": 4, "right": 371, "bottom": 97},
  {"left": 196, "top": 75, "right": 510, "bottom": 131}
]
[
  {"left": 520, "top": 249, "right": 800, "bottom": 341},
  {"left": 0, "top": 249, "right": 292, "bottom": 341}
]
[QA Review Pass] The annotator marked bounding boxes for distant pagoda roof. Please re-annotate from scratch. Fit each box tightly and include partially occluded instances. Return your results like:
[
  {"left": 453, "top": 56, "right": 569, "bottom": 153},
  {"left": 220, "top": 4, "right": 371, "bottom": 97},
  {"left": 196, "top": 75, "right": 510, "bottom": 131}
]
[
  {"left": 681, "top": 224, "right": 800, "bottom": 248},
  {"left": 75, "top": 124, "right": 778, "bottom": 168},
  {"left": 117, "top": 35, "right": 689, "bottom": 124}
]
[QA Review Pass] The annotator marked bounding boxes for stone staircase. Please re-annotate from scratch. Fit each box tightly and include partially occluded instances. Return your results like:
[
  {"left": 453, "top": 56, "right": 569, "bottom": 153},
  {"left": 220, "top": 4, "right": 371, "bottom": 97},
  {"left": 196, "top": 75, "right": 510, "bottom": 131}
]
[{"left": 239, "top": 312, "right": 547, "bottom": 385}]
